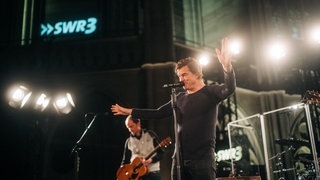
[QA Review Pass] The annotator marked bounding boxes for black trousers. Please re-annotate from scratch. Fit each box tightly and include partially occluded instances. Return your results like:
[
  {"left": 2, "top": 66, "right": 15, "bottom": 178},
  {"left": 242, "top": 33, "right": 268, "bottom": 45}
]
[{"left": 171, "top": 158, "right": 216, "bottom": 180}]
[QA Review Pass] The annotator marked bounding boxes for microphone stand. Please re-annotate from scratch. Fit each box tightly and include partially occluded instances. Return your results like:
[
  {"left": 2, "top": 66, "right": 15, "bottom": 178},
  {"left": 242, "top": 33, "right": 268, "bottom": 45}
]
[
  {"left": 171, "top": 87, "right": 182, "bottom": 180},
  {"left": 70, "top": 114, "right": 98, "bottom": 180}
]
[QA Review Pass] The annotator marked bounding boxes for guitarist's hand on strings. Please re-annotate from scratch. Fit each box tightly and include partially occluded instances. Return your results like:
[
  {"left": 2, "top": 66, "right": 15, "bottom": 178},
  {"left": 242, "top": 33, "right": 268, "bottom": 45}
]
[{"left": 142, "top": 158, "right": 152, "bottom": 167}]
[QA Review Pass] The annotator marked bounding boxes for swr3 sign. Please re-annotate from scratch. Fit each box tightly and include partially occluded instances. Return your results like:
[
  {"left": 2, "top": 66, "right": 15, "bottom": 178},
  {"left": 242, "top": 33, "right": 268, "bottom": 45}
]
[{"left": 40, "top": 17, "right": 97, "bottom": 36}]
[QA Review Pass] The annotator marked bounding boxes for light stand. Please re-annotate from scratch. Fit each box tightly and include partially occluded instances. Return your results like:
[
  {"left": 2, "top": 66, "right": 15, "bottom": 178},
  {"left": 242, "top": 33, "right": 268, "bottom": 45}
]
[{"left": 70, "top": 114, "right": 98, "bottom": 180}]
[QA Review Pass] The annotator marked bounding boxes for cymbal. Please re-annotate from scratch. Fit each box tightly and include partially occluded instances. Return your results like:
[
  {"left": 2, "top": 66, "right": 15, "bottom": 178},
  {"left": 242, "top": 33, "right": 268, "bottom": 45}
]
[{"left": 275, "top": 138, "right": 309, "bottom": 147}]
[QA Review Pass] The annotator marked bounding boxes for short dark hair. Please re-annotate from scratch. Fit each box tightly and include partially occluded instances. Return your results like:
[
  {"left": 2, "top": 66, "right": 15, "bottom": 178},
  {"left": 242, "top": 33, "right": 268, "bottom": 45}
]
[{"left": 176, "top": 57, "right": 203, "bottom": 79}]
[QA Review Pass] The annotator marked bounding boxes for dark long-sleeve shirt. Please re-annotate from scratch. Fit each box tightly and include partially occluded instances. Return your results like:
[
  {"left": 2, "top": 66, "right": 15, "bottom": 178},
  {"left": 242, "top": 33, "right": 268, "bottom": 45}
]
[{"left": 131, "top": 70, "right": 236, "bottom": 160}]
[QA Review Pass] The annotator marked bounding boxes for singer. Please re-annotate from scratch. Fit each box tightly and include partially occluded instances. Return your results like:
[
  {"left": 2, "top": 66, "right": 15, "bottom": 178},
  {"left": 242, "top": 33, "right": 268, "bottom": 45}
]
[{"left": 111, "top": 37, "right": 236, "bottom": 180}]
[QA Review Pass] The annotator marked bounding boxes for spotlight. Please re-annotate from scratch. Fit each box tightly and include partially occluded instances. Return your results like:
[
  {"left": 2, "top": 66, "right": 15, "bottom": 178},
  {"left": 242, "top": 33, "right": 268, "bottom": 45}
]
[
  {"left": 53, "top": 92, "right": 75, "bottom": 114},
  {"left": 34, "top": 93, "right": 50, "bottom": 111},
  {"left": 8, "top": 85, "right": 32, "bottom": 109},
  {"left": 198, "top": 54, "right": 210, "bottom": 66},
  {"left": 310, "top": 26, "right": 320, "bottom": 44},
  {"left": 269, "top": 41, "right": 287, "bottom": 60},
  {"left": 230, "top": 39, "right": 242, "bottom": 55}
]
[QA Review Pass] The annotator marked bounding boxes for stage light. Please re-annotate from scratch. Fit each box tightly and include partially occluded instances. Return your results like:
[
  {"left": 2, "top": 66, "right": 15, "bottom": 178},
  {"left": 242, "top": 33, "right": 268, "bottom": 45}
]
[
  {"left": 8, "top": 85, "right": 32, "bottom": 109},
  {"left": 310, "top": 27, "right": 320, "bottom": 44},
  {"left": 198, "top": 54, "right": 209, "bottom": 66},
  {"left": 269, "top": 41, "right": 287, "bottom": 60},
  {"left": 53, "top": 92, "right": 75, "bottom": 114},
  {"left": 34, "top": 93, "right": 50, "bottom": 111},
  {"left": 230, "top": 39, "right": 242, "bottom": 55},
  {"left": 7, "top": 83, "right": 76, "bottom": 115}
]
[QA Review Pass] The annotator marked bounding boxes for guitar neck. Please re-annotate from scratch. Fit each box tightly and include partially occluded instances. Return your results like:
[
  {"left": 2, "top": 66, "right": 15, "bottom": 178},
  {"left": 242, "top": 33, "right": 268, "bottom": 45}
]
[
  {"left": 133, "top": 144, "right": 160, "bottom": 170},
  {"left": 132, "top": 137, "right": 171, "bottom": 172},
  {"left": 145, "top": 144, "right": 160, "bottom": 160}
]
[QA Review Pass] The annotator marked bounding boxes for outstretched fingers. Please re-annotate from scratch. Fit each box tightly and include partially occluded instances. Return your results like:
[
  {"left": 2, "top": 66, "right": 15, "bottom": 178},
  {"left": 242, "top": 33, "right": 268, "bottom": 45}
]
[
  {"left": 111, "top": 104, "right": 121, "bottom": 115},
  {"left": 111, "top": 104, "right": 132, "bottom": 115},
  {"left": 216, "top": 37, "right": 232, "bottom": 71}
]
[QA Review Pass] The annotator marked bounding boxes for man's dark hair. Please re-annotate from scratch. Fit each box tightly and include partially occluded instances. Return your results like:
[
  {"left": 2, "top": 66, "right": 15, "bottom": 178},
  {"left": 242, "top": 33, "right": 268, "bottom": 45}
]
[{"left": 176, "top": 57, "right": 203, "bottom": 79}]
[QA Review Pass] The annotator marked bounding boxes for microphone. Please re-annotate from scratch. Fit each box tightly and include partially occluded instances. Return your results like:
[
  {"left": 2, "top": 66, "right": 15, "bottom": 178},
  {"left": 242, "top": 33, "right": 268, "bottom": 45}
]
[
  {"left": 163, "top": 82, "right": 184, "bottom": 88},
  {"left": 85, "top": 112, "right": 109, "bottom": 117}
]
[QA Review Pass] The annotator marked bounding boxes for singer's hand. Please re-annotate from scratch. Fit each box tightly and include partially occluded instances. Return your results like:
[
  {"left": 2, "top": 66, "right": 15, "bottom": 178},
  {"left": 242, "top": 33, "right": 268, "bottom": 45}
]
[
  {"left": 111, "top": 104, "right": 132, "bottom": 115},
  {"left": 215, "top": 37, "right": 232, "bottom": 72}
]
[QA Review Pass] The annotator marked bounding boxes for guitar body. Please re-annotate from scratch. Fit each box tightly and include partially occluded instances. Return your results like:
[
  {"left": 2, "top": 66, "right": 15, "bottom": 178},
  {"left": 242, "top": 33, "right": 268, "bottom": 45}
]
[{"left": 116, "top": 157, "right": 148, "bottom": 180}]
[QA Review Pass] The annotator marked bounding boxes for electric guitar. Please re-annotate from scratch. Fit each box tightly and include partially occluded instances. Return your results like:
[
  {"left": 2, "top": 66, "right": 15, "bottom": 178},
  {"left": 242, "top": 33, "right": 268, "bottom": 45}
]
[
  {"left": 303, "top": 90, "right": 320, "bottom": 105},
  {"left": 116, "top": 137, "right": 172, "bottom": 180}
]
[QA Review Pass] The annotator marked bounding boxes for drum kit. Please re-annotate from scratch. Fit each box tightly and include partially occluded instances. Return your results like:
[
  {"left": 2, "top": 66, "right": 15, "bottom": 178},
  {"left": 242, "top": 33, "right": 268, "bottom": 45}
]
[{"left": 272, "top": 138, "right": 318, "bottom": 180}]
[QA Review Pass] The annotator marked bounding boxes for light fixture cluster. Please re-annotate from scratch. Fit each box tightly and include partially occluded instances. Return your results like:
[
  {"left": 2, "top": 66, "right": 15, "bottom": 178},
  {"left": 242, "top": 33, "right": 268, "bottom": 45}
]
[{"left": 7, "top": 84, "right": 75, "bottom": 114}]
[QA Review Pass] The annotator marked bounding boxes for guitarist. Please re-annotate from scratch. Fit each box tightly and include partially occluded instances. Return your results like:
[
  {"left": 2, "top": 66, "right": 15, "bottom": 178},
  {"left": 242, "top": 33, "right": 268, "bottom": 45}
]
[{"left": 119, "top": 115, "right": 164, "bottom": 180}]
